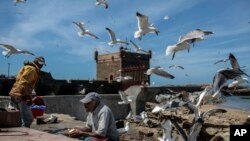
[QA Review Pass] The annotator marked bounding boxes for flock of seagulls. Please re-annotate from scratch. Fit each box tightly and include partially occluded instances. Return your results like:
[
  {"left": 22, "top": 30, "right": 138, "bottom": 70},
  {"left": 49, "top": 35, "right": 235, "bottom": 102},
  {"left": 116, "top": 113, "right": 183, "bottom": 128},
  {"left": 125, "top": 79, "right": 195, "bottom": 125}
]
[
  {"left": 117, "top": 86, "right": 229, "bottom": 141},
  {"left": 195, "top": 53, "right": 249, "bottom": 107}
]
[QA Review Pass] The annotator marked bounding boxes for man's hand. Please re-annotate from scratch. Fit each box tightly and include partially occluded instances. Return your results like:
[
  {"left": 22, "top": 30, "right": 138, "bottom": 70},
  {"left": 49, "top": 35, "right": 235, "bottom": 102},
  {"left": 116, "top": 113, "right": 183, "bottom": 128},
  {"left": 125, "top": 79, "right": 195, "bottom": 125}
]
[{"left": 68, "top": 129, "right": 81, "bottom": 137}]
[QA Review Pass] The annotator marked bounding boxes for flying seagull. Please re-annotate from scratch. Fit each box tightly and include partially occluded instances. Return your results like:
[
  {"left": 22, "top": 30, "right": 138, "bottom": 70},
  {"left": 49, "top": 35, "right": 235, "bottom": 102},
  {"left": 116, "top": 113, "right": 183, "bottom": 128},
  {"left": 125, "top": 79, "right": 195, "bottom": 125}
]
[
  {"left": 146, "top": 67, "right": 174, "bottom": 79},
  {"left": 105, "top": 27, "right": 129, "bottom": 46},
  {"left": 212, "top": 68, "right": 246, "bottom": 98},
  {"left": 214, "top": 58, "right": 229, "bottom": 65},
  {"left": 152, "top": 101, "right": 186, "bottom": 113},
  {"left": 134, "top": 12, "right": 159, "bottom": 40},
  {"left": 95, "top": 0, "right": 108, "bottom": 9},
  {"left": 116, "top": 76, "right": 133, "bottom": 82},
  {"left": 195, "top": 85, "right": 213, "bottom": 107},
  {"left": 0, "top": 44, "right": 35, "bottom": 58},
  {"left": 158, "top": 119, "right": 175, "bottom": 141},
  {"left": 73, "top": 21, "right": 99, "bottom": 39},
  {"left": 170, "top": 102, "right": 227, "bottom": 141},
  {"left": 169, "top": 64, "right": 184, "bottom": 70},
  {"left": 118, "top": 90, "right": 135, "bottom": 104},
  {"left": 228, "top": 53, "right": 250, "bottom": 77},
  {"left": 166, "top": 40, "right": 191, "bottom": 60},
  {"left": 228, "top": 77, "right": 249, "bottom": 91},
  {"left": 14, "top": 0, "right": 26, "bottom": 5},
  {"left": 185, "top": 102, "right": 227, "bottom": 141},
  {"left": 129, "top": 40, "right": 148, "bottom": 53},
  {"left": 178, "top": 29, "right": 214, "bottom": 46}
]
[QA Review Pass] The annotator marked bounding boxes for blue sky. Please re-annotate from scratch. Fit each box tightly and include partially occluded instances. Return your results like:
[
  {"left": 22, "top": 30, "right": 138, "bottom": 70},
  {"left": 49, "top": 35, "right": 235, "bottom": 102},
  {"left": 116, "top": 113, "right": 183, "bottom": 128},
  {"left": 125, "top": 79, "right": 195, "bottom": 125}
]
[{"left": 0, "top": 0, "right": 249, "bottom": 86}]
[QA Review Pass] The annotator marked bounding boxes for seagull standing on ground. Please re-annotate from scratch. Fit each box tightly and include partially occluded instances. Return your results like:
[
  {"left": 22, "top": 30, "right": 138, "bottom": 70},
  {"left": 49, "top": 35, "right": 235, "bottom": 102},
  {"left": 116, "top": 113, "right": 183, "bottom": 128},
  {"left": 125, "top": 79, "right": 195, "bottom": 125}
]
[
  {"left": 105, "top": 27, "right": 129, "bottom": 46},
  {"left": 0, "top": 44, "right": 35, "bottom": 58},
  {"left": 73, "top": 21, "right": 99, "bottom": 39},
  {"left": 95, "top": 0, "right": 108, "bottom": 9},
  {"left": 134, "top": 12, "right": 159, "bottom": 40},
  {"left": 146, "top": 66, "right": 175, "bottom": 79}
]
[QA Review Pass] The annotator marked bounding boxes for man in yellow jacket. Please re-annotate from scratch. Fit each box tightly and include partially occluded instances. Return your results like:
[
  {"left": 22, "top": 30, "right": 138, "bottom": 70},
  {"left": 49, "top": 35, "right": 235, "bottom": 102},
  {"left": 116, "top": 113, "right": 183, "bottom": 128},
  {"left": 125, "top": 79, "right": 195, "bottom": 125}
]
[{"left": 9, "top": 56, "right": 46, "bottom": 127}]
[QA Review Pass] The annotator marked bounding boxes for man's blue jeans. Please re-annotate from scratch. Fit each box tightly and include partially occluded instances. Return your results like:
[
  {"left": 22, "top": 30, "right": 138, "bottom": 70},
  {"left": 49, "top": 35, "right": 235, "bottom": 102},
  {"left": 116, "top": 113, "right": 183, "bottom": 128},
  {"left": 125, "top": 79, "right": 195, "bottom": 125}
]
[{"left": 11, "top": 97, "right": 33, "bottom": 128}]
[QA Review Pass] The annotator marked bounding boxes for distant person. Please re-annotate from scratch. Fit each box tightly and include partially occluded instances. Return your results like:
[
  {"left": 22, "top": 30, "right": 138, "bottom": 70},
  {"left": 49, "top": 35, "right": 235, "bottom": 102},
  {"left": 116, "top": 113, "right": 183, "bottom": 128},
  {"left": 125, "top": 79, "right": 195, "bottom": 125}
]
[
  {"left": 68, "top": 92, "right": 119, "bottom": 141},
  {"left": 9, "top": 56, "right": 46, "bottom": 127}
]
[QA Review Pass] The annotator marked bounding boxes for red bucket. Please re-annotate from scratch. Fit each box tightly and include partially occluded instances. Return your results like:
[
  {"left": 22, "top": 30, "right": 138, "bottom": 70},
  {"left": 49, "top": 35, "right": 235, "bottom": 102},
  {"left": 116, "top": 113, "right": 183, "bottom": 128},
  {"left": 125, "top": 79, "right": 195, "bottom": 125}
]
[{"left": 31, "top": 108, "right": 45, "bottom": 118}]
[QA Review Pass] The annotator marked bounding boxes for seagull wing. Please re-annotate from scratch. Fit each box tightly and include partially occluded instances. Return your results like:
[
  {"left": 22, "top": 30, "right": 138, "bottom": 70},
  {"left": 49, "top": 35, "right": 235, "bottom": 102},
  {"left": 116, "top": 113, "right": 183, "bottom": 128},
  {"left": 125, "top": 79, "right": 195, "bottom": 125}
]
[
  {"left": 146, "top": 68, "right": 154, "bottom": 75},
  {"left": 153, "top": 67, "right": 175, "bottom": 79},
  {"left": 161, "top": 119, "right": 173, "bottom": 141},
  {"left": 105, "top": 27, "right": 116, "bottom": 42},
  {"left": 169, "top": 65, "right": 175, "bottom": 69},
  {"left": 0, "top": 44, "right": 18, "bottom": 52},
  {"left": 214, "top": 59, "right": 224, "bottom": 64},
  {"left": 212, "top": 70, "right": 228, "bottom": 94},
  {"left": 229, "top": 53, "right": 240, "bottom": 70},
  {"left": 86, "top": 31, "right": 99, "bottom": 39},
  {"left": 130, "top": 40, "right": 140, "bottom": 50},
  {"left": 73, "top": 21, "right": 86, "bottom": 32},
  {"left": 185, "top": 102, "right": 200, "bottom": 120},
  {"left": 202, "top": 108, "right": 227, "bottom": 119},
  {"left": 136, "top": 12, "right": 149, "bottom": 30},
  {"left": 118, "top": 90, "right": 129, "bottom": 103},
  {"left": 177, "top": 65, "right": 184, "bottom": 69},
  {"left": 18, "top": 50, "right": 35, "bottom": 55}
]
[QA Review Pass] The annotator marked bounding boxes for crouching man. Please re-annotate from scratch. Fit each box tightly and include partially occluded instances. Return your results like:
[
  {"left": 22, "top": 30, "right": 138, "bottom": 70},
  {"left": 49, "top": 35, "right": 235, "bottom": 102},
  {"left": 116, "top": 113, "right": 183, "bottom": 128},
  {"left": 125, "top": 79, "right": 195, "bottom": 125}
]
[{"left": 68, "top": 92, "right": 119, "bottom": 141}]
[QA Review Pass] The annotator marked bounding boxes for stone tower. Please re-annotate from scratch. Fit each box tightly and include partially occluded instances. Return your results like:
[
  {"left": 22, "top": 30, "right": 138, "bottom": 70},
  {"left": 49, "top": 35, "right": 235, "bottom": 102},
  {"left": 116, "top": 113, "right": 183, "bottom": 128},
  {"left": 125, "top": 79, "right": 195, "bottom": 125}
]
[{"left": 95, "top": 47, "right": 151, "bottom": 90}]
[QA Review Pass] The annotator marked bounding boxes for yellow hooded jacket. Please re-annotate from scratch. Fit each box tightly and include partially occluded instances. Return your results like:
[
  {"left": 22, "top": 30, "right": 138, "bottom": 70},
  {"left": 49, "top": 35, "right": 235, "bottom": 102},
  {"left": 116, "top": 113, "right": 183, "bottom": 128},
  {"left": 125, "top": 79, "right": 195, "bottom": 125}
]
[{"left": 9, "top": 62, "right": 40, "bottom": 98}]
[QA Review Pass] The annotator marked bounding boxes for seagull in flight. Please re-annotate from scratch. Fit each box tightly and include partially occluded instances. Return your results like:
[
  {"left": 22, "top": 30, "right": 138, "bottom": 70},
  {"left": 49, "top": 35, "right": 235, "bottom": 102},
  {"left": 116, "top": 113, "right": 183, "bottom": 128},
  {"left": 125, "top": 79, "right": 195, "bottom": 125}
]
[
  {"left": 118, "top": 90, "right": 135, "bottom": 104},
  {"left": 134, "top": 12, "right": 159, "bottom": 40},
  {"left": 170, "top": 102, "right": 227, "bottom": 141},
  {"left": 169, "top": 64, "right": 184, "bottom": 70},
  {"left": 228, "top": 77, "right": 249, "bottom": 91},
  {"left": 212, "top": 68, "right": 246, "bottom": 98},
  {"left": 146, "top": 66, "right": 174, "bottom": 79},
  {"left": 14, "top": 0, "right": 26, "bottom": 5},
  {"left": 228, "top": 53, "right": 250, "bottom": 77},
  {"left": 178, "top": 29, "right": 214, "bottom": 46},
  {"left": 186, "top": 102, "right": 226, "bottom": 141},
  {"left": 166, "top": 40, "right": 191, "bottom": 60},
  {"left": 0, "top": 44, "right": 35, "bottom": 58},
  {"left": 158, "top": 119, "right": 175, "bottom": 141},
  {"left": 105, "top": 27, "right": 129, "bottom": 46},
  {"left": 73, "top": 21, "right": 99, "bottom": 39},
  {"left": 116, "top": 76, "right": 133, "bottom": 82},
  {"left": 214, "top": 58, "right": 229, "bottom": 65},
  {"left": 95, "top": 0, "right": 108, "bottom": 9},
  {"left": 129, "top": 40, "right": 149, "bottom": 53}
]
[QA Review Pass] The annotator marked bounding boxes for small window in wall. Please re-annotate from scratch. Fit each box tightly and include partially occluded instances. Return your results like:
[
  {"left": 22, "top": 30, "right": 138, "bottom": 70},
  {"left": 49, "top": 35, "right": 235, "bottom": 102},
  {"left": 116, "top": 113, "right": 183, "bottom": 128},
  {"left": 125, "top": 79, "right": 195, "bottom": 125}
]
[{"left": 110, "top": 75, "right": 113, "bottom": 81}]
